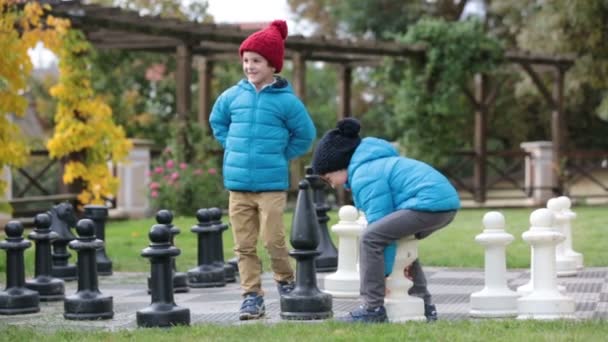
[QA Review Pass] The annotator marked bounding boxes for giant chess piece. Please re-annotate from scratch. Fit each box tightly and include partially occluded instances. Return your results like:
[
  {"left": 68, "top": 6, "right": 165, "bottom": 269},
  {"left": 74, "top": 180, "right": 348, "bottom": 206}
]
[
  {"left": 323, "top": 205, "right": 362, "bottom": 298},
  {"left": 517, "top": 208, "right": 575, "bottom": 320},
  {"left": 137, "top": 223, "right": 190, "bottom": 328},
  {"left": 64, "top": 219, "right": 114, "bottom": 320},
  {"left": 147, "top": 210, "right": 189, "bottom": 293},
  {"left": 0, "top": 221, "right": 40, "bottom": 315},
  {"left": 25, "top": 213, "right": 65, "bottom": 301},
  {"left": 280, "top": 180, "right": 332, "bottom": 320},
  {"left": 84, "top": 205, "right": 113, "bottom": 275},
  {"left": 547, "top": 198, "right": 578, "bottom": 277},
  {"left": 558, "top": 196, "right": 584, "bottom": 270},
  {"left": 469, "top": 211, "right": 519, "bottom": 318},
  {"left": 209, "top": 207, "right": 236, "bottom": 283},
  {"left": 187, "top": 208, "right": 226, "bottom": 288},
  {"left": 49, "top": 202, "right": 78, "bottom": 280},
  {"left": 384, "top": 236, "right": 426, "bottom": 322},
  {"left": 305, "top": 167, "right": 338, "bottom": 273}
]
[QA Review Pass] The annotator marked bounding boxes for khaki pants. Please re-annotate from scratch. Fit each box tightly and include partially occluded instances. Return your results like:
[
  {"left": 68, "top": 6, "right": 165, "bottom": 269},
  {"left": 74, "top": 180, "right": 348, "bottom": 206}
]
[{"left": 229, "top": 191, "right": 294, "bottom": 296}]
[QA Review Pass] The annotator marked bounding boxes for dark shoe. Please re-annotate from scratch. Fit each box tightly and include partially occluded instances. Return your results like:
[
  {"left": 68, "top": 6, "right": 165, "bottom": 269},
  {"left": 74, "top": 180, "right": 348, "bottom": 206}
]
[
  {"left": 239, "top": 293, "right": 265, "bottom": 320},
  {"left": 277, "top": 281, "right": 295, "bottom": 296},
  {"left": 425, "top": 304, "right": 438, "bottom": 322},
  {"left": 339, "top": 305, "right": 388, "bottom": 323}
]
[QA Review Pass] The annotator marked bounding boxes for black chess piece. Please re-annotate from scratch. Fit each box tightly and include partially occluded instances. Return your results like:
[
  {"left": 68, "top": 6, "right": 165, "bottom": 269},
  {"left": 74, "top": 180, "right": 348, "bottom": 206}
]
[
  {"left": 147, "top": 209, "right": 189, "bottom": 293},
  {"left": 187, "top": 208, "right": 226, "bottom": 288},
  {"left": 280, "top": 180, "right": 333, "bottom": 320},
  {"left": 306, "top": 166, "right": 338, "bottom": 272},
  {"left": 208, "top": 207, "right": 236, "bottom": 283},
  {"left": 84, "top": 205, "right": 112, "bottom": 275},
  {"left": 25, "top": 212, "right": 65, "bottom": 301},
  {"left": 0, "top": 221, "right": 40, "bottom": 315},
  {"left": 64, "top": 219, "right": 114, "bottom": 320},
  {"left": 137, "top": 223, "right": 190, "bottom": 328},
  {"left": 49, "top": 202, "right": 78, "bottom": 280}
]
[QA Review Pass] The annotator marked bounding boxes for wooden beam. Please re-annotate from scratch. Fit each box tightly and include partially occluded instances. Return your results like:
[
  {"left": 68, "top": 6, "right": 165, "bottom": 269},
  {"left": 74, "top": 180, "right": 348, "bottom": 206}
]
[
  {"left": 473, "top": 73, "right": 488, "bottom": 203},
  {"left": 519, "top": 62, "right": 557, "bottom": 109},
  {"left": 552, "top": 66, "right": 566, "bottom": 194},
  {"left": 197, "top": 57, "right": 213, "bottom": 134}
]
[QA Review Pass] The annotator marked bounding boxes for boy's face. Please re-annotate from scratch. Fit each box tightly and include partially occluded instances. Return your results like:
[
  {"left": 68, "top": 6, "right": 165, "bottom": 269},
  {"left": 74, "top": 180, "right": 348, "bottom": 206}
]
[
  {"left": 242, "top": 51, "right": 276, "bottom": 89},
  {"left": 321, "top": 169, "right": 348, "bottom": 188}
]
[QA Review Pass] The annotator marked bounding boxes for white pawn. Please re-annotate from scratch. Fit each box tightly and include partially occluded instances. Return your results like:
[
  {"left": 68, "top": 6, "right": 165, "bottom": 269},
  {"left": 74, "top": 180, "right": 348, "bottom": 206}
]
[
  {"left": 384, "top": 236, "right": 426, "bottom": 322},
  {"left": 470, "top": 211, "right": 519, "bottom": 318},
  {"left": 323, "top": 206, "right": 363, "bottom": 298},
  {"left": 558, "top": 196, "right": 584, "bottom": 270},
  {"left": 517, "top": 208, "right": 575, "bottom": 320},
  {"left": 547, "top": 197, "right": 578, "bottom": 276}
]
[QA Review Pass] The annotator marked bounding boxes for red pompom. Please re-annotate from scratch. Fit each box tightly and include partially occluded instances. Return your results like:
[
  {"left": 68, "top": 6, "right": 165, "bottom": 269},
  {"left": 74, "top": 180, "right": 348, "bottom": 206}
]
[{"left": 271, "top": 20, "right": 288, "bottom": 40}]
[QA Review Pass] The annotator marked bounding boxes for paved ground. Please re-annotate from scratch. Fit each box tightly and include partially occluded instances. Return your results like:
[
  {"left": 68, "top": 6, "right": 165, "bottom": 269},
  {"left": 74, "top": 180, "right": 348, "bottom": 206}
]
[{"left": 1, "top": 266, "right": 607, "bottom": 331}]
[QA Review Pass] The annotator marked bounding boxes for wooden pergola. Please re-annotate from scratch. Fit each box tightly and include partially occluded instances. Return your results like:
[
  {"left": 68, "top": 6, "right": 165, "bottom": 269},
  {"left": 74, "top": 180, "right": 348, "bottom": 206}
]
[{"left": 48, "top": 0, "right": 575, "bottom": 202}]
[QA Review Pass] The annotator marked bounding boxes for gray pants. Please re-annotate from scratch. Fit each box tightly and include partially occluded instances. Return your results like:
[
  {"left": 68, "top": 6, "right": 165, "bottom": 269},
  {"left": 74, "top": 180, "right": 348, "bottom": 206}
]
[{"left": 359, "top": 209, "right": 457, "bottom": 308}]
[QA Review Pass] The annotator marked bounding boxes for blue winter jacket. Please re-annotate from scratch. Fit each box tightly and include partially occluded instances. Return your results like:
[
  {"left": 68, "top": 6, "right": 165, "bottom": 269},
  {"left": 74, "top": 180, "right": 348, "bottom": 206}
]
[
  {"left": 348, "top": 137, "right": 460, "bottom": 275},
  {"left": 209, "top": 78, "right": 316, "bottom": 192}
]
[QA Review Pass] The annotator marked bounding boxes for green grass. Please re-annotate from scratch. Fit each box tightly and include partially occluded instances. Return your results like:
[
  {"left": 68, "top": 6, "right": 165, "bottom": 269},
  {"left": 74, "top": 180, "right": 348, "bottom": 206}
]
[
  {"left": 1, "top": 319, "right": 607, "bottom": 341},
  {"left": 1, "top": 206, "right": 607, "bottom": 276}
]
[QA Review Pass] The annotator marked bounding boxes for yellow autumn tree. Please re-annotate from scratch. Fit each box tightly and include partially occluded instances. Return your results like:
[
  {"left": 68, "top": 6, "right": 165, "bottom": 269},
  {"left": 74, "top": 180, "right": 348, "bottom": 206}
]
[
  {"left": 0, "top": 1, "right": 68, "bottom": 196},
  {"left": 47, "top": 29, "right": 132, "bottom": 205}
]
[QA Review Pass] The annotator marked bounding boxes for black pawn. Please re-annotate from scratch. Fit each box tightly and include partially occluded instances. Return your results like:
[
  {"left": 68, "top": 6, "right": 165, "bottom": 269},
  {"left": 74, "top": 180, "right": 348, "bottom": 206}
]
[
  {"left": 84, "top": 205, "right": 112, "bottom": 275},
  {"left": 209, "top": 207, "right": 236, "bottom": 283},
  {"left": 280, "top": 180, "right": 333, "bottom": 320},
  {"left": 187, "top": 209, "right": 226, "bottom": 288},
  {"left": 64, "top": 219, "right": 113, "bottom": 320},
  {"left": 137, "top": 224, "right": 190, "bottom": 328},
  {"left": 147, "top": 210, "right": 189, "bottom": 293},
  {"left": 0, "top": 221, "right": 40, "bottom": 315},
  {"left": 25, "top": 213, "right": 65, "bottom": 301},
  {"left": 50, "top": 202, "right": 78, "bottom": 280},
  {"left": 306, "top": 167, "right": 338, "bottom": 272}
]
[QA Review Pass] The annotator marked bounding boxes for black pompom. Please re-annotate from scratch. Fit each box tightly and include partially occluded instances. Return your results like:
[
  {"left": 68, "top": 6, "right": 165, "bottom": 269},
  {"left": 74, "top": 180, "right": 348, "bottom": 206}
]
[{"left": 337, "top": 118, "right": 360, "bottom": 138}]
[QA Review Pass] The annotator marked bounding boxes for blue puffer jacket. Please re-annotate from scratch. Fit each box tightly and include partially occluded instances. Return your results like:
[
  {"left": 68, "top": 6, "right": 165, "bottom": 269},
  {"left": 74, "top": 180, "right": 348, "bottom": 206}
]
[
  {"left": 209, "top": 78, "right": 316, "bottom": 192},
  {"left": 348, "top": 137, "right": 460, "bottom": 275}
]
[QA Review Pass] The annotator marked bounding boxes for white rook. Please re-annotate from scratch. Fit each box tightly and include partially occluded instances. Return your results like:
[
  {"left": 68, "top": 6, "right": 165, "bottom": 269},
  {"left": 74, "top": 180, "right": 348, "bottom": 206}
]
[
  {"left": 323, "top": 205, "right": 363, "bottom": 298},
  {"left": 517, "top": 208, "right": 575, "bottom": 320},
  {"left": 470, "top": 211, "right": 519, "bottom": 318},
  {"left": 559, "top": 196, "right": 584, "bottom": 270},
  {"left": 547, "top": 197, "right": 578, "bottom": 277},
  {"left": 384, "top": 236, "right": 425, "bottom": 322}
]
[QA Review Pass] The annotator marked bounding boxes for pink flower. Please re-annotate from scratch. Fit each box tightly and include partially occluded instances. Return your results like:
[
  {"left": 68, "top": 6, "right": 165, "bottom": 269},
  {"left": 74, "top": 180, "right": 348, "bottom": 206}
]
[
  {"left": 180, "top": 163, "right": 187, "bottom": 170},
  {"left": 151, "top": 191, "right": 159, "bottom": 198},
  {"left": 193, "top": 169, "right": 203, "bottom": 175},
  {"left": 154, "top": 166, "right": 164, "bottom": 174},
  {"left": 171, "top": 172, "right": 179, "bottom": 180},
  {"left": 149, "top": 182, "right": 160, "bottom": 190},
  {"left": 208, "top": 168, "right": 217, "bottom": 175},
  {"left": 166, "top": 159, "right": 175, "bottom": 169}
]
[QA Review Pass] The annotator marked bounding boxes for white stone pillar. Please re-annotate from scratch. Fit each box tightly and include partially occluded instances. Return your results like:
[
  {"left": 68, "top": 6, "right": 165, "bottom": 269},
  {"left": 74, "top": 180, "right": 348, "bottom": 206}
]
[
  {"left": 559, "top": 196, "right": 584, "bottom": 270},
  {"left": 115, "top": 139, "right": 153, "bottom": 218},
  {"left": 547, "top": 197, "right": 578, "bottom": 277},
  {"left": 521, "top": 141, "right": 554, "bottom": 206},
  {"left": 323, "top": 205, "right": 363, "bottom": 298},
  {"left": 470, "top": 211, "right": 519, "bottom": 318},
  {"left": 385, "top": 236, "right": 426, "bottom": 322},
  {"left": 517, "top": 208, "right": 575, "bottom": 320}
]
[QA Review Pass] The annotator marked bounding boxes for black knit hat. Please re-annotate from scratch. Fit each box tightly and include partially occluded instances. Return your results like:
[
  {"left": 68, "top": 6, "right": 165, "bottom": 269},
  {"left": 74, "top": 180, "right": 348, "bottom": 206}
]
[{"left": 312, "top": 118, "right": 362, "bottom": 175}]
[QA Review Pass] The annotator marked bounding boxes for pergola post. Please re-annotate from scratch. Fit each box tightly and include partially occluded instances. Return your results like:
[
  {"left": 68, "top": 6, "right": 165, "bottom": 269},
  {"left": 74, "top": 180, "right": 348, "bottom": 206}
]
[
  {"left": 473, "top": 73, "right": 488, "bottom": 203},
  {"left": 197, "top": 56, "right": 214, "bottom": 134},
  {"left": 291, "top": 52, "right": 307, "bottom": 190},
  {"left": 552, "top": 66, "right": 566, "bottom": 194},
  {"left": 175, "top": 44, "right": 193, "bottom": 161},
  {"left": 338, "top": 65, "right": 352, "bottom": 120}
]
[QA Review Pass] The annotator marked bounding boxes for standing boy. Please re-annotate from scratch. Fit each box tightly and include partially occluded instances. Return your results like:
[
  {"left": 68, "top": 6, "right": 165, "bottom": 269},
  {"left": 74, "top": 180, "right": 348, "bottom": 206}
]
[
  {"left": 311, "top": 118, "right": 460, "bottom": 323},
  {"left": 209, "top": 20, "right": 316, "bottom": 321}
]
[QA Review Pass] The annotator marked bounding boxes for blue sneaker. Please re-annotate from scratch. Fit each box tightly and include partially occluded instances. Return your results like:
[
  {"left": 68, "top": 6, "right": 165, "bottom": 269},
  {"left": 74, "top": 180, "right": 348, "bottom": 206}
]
[
  {"left": 239, "top": 293, "right": 265, "bottom": 320},
  {"left": 277, "top": 281, "right": 295, "bottom": 296},
  {"left": 425, "top": 304, "right": 438, "bottom": 322},
  {"left": 340, "top": 305, "right": 388, "bottom": 323}
]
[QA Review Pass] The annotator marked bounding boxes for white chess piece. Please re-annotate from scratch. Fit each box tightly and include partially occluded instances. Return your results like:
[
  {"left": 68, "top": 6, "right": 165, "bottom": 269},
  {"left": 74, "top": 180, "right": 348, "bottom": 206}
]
[
  {"left": 470, "top": 211, "right": 519, "bottom": 318},
  {"left": 384, "top": 236, "right": 426, "bottom": 322},
  {"left": 547, "top": 197, "right": 578, "bottom": 277},
  {"left": 558, "top": 196, "right": 584, "bottom": 270},
  {"left": 517, "top": 208, "right": 575, "bottom": 320},
  {"left": 323, "top": 206, "right": 363, "bottom": 298}
]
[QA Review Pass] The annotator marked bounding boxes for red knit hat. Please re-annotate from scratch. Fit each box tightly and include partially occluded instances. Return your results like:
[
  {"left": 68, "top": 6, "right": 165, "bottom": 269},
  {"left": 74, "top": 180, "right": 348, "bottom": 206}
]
[{"left": 239, "top": 20, "right": 288, "bottom": 73}]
